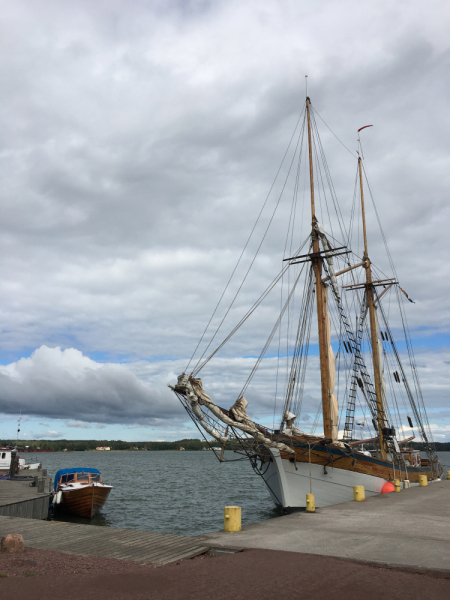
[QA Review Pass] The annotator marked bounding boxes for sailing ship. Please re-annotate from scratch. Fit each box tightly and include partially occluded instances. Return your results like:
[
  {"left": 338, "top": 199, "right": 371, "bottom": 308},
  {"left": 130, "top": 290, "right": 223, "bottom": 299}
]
[
  {"left": 53, "top": 468, "right": 112, "bottom": 518},
  {"left": 169, "top": 95, "right": 442, "bottom": 511}
]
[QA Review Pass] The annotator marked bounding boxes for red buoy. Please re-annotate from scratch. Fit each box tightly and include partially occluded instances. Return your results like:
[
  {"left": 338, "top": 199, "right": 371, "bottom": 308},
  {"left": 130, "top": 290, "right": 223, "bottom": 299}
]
[{"left": 381, "top": 481, "right": 395, "bottom": 493}]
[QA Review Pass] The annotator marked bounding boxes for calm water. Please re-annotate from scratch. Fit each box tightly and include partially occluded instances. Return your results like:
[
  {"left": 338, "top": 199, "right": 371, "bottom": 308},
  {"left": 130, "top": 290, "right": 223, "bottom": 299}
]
[
  {"left": 23, "top": 450, "right": 450, "bottom": 537},
  {"left": 24, "top": 450, "right": 279, "bottom": 536}
]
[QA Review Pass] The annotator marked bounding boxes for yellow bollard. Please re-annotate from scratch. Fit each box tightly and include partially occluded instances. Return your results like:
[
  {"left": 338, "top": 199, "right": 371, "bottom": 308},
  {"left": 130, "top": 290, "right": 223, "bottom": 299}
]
[
  {"left": 224, "top": 506, "right": 241, "bottom": 532},
  {"left": 447, "top": 471, "right": 450, "bottom": 480},
  {"left": 306, "top": 493, "right": 315, "bottom": 513},
  {"left": 394, "top": 479, "right": 401, "bottom": 492},
  {"left": 419, "top": 475, "right": 428, "bottom": 487},
  {"left": 353, "top": 485, "right": 365, "bottom": 501},
  {"left": 404, "top": 480, "right": 411, "bottom": 489}
]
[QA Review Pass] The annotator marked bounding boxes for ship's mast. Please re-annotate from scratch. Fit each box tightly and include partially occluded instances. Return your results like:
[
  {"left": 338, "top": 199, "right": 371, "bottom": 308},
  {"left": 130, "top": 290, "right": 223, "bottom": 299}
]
[
  {"left": 306, "top": 97, "right": 332, "bottom": 438},
  {"left": 358, "top": 157, "right": 387, "bottom": 459}
]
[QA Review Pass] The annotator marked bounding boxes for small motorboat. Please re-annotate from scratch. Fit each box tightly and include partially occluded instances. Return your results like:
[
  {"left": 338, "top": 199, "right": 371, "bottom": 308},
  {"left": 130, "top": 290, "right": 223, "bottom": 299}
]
[{"left": 53, "top": 468, "right": 112, "bottom": 518}]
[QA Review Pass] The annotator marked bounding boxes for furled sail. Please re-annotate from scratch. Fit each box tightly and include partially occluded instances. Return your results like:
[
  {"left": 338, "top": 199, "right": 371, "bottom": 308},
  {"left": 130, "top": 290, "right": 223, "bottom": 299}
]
[
  {"left": 315, "top": 222, "right": 340, "bottom": 301},
  {"left": 169, "top": 373, "right": 295, "bottom": 454},
  {"left": 323, "top": 286, "right": 339, "bottom": 440},
  {"left": 283, "top": 411, "right": 307, "bottom": 436},
  {"left": 374, "top": 307, "right": 388, "bottom": 428}
]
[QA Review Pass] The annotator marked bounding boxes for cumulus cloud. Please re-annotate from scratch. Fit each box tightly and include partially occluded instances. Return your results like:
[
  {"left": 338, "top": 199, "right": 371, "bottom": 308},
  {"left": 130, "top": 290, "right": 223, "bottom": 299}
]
[
  {"left": 0, "top": 346, "right": 181, "bottom": 426},
  {"left": 0, "top": 340, "right": 448, "bottom": 436},
  {"left": 34, "top": 430, "right": 60, "bottom": 439}
]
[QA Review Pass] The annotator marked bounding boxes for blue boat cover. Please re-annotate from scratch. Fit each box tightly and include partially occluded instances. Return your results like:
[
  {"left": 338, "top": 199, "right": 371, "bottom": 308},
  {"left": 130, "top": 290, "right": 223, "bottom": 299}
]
[{"left": 54, "top": 467, "right": 101, "bottom": 490}]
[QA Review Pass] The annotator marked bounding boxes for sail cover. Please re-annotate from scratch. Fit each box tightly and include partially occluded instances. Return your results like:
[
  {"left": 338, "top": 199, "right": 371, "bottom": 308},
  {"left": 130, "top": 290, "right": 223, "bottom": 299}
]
[
  {"left": 374, "top": 307, "right": 388, "bottom": 427},
  {"left": 323, "top": 286, "right": 339, "bottom": 440}
]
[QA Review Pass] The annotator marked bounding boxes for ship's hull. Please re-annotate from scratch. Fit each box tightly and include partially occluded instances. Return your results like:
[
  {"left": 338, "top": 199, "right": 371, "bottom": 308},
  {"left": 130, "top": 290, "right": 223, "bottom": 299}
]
[
  {"left": 261, "top": 446, "right": 441, "bottom": 509},
  {"left": 59, "top": 483, "right": 112, "bottom": 518}
]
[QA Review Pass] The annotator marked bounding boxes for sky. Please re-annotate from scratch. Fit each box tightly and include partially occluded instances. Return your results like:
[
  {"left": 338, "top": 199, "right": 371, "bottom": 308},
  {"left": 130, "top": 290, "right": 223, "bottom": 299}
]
[{"left": 0, "top": 0, "right": 449, "bottom": 443}]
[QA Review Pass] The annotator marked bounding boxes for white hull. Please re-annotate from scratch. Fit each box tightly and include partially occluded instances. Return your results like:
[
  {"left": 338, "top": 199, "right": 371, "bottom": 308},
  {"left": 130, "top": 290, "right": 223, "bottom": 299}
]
[
  {"left": 0, "top": 451, "right": 41, "bottom": 472},
  {"left": 19, "top": 462, "right": 42, "bottom": 471},
  {"left": 262, "top": 448, "right": 388, "bottom": 509}
]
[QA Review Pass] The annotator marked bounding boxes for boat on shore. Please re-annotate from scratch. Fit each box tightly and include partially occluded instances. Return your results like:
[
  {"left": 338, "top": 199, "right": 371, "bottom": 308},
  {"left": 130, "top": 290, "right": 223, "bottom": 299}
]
[
  {"left": 169, "top": 93, "right": 442, "bottom": 511},
  {"left": 53, "top": 468, "right": 112, "bottom": 518}
]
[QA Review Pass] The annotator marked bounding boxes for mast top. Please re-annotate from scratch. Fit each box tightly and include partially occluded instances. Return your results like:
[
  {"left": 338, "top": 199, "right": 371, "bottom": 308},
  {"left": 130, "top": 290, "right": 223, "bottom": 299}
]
[{"left": 358, "top": 157, "right": 369, "bottom": 259}]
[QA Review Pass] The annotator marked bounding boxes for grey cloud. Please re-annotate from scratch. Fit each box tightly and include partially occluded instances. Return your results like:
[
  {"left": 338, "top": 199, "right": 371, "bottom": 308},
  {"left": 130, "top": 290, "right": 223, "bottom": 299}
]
[
  {"left": 0, "top": 346, "right": 183, "bottom": 426},
  {"left": 0, "top": 1, "right": 449, "bottom": 437},
  {"left": 0, "top": 1, "right": 449, "bottom": 362},
  {"left": 33, "top": 430, "right": 61, "bottom": 439},
  {"left": 0, "top": 343, "right": 447, "bottom": 437}
]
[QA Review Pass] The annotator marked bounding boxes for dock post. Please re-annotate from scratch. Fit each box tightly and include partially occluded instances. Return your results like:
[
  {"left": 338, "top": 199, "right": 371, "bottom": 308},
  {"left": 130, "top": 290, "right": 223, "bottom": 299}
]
[
  {"left": 447, "top": 471, "right": 450, "bottom": 480},
  {"left": 419, "top": 475, "right": 428, "bottom": 487},
  {"left": 394, "top": 479, "right": 401, "bottom": 492},
  {"left": 9, "top": 449, "right": 18, "bottom": 478},
  {"left": 37, "top": 478, "right": 45, "bottom": 494},
  {"left": 224, "top": 506, "right": 241, "bottom": 532},
  {"left": 306, "top": 494, "right": 315, "bottom": 512},
  {"left": 404, "top": 480, "right": 411, "bottom": 488},
  {"left": 353, "top": 486, "right": 365, "bottom": 501}
]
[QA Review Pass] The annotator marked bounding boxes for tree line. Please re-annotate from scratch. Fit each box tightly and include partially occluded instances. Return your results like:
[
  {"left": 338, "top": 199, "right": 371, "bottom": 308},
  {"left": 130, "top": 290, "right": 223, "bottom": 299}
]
[
  {"left": 3, "top": 438, "right": 449, "bottom": 452},
  {"left": 0, "top": 438, "right": 215, "bottom": 452}
]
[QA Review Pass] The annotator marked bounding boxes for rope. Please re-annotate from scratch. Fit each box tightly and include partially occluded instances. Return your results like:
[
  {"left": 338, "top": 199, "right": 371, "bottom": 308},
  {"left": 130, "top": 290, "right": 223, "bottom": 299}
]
[
  {"left": 188, "top": 107, "right": 306, "bottom": 374},
  {"left": 191, "top": 240, "right": 308, "bottom": 376},
  {"left": 238, "top": 262, "right": 307, "bottom": 399}
]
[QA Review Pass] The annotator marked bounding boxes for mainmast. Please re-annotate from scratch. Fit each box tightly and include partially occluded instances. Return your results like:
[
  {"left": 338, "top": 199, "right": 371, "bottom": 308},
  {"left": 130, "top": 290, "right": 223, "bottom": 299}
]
[
  {"left": 358, "top": 157, "right": 387, "bottom": 459},
  {"left": 306, "top": 97, "right": 332, "bottom": 438}
]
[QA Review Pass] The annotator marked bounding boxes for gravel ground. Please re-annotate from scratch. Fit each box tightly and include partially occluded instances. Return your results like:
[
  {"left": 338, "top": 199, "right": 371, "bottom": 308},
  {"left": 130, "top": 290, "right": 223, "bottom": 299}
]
[
  {"left": 1, "top": 547, "right": 449, "bottom": 599},
  {"left": 0, "top": 546, "right": 208, "bottom": 577}
]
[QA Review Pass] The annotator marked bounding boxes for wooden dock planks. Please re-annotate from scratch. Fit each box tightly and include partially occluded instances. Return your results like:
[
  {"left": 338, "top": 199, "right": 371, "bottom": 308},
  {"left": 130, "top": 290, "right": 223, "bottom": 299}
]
[
  {"left": 0, "top": 516, "right": 209, "bottom": 564},
  {"left": 0, "top": 477, "right": 52, "bottom": 519}
]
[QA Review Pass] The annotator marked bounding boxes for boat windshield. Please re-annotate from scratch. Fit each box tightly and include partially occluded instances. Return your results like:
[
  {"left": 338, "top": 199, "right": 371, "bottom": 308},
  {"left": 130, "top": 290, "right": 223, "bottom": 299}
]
[
  {"left": 90, "top": 473, "right": 102, "bottom": 482},
  {"left": 76, "top": 473, "right": 89, "bottom": 482},
  {"left": 60, "top": 474, "right": 75, "bottom": 484}
]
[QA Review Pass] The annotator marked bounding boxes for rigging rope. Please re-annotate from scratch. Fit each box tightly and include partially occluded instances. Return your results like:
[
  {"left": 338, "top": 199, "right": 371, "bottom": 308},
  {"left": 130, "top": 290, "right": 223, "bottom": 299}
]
[
  {"left": 186, "top": 106, "right": 306, "bottom": 373},
  {"left": 191, "top": 238, "right": 309, "bottom": 376},
  {"left": 237, "top": 262, "right": 307, "bottom": 400}
]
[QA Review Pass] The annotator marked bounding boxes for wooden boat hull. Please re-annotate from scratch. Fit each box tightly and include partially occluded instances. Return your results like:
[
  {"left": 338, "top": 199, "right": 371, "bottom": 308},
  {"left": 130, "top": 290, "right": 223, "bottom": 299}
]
[
  {"left": 259, "top": 440, "right": 442, "bottom": 509},
  {"left": 59, "top": 484, "right": 112, "bottom": 518}
]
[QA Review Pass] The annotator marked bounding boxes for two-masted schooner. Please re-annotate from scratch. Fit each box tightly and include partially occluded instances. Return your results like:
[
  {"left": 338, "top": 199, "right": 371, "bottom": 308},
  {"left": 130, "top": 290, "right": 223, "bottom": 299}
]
[{"left": 169, "top": 94, "right": 442, "bottom": 510}]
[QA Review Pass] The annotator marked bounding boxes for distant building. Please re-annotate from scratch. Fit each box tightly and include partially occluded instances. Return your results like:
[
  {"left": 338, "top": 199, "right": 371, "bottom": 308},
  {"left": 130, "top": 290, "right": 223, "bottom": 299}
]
[{"left": 96, "top": 446, "right": 111, "bottom": 451}]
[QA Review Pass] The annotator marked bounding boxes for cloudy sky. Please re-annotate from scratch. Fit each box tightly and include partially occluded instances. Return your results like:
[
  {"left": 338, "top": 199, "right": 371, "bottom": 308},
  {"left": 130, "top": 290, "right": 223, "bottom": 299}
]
[{"left": 0, "top": 0, "right": 449, "bottom": 443}]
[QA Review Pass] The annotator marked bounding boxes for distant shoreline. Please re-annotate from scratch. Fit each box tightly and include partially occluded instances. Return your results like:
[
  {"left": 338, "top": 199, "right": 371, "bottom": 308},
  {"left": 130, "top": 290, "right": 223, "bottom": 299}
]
[
  {"left": 0, "top": 438, "right": 227, "bottom": 452},
  {"left": 3, "top": 438, "right": 449, "bottom": 453}
]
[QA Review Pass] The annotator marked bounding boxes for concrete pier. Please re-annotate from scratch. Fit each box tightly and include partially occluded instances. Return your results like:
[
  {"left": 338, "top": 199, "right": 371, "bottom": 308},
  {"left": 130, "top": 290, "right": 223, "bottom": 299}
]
[{"left": 199, "top": 480, "right": 450, "bottom": 572}]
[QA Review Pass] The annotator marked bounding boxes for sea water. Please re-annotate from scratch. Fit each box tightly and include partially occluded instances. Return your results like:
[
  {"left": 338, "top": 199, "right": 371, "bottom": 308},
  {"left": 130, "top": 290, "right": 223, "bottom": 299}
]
[
  {"left": 25, "top": 450, "right": 278, "bottom": 536},
  {"left": 24, "top": 449, "right": 450, "bottom": 537}
]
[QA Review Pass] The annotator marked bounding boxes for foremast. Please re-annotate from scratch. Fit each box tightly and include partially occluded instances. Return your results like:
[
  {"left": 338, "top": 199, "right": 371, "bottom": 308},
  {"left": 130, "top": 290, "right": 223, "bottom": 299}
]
[
  {"left": 358, "top": 157, "right": 387, "bottom": 459},
  {"left": 306, "top": 97, "right": 332, "bottom": 439}
]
